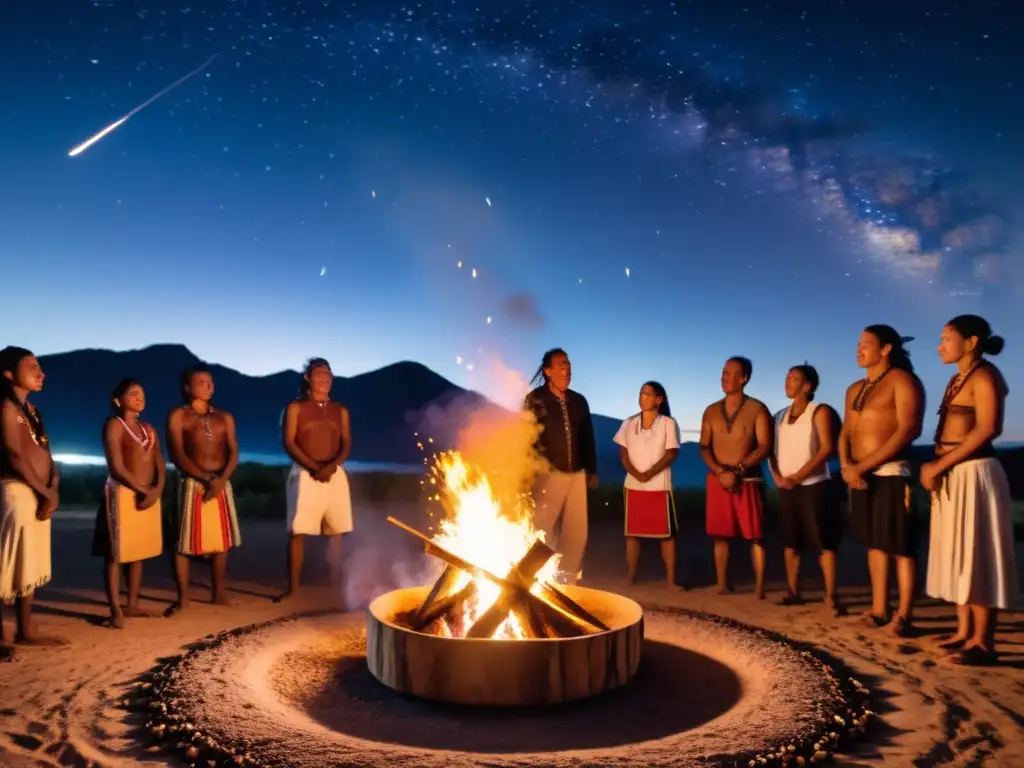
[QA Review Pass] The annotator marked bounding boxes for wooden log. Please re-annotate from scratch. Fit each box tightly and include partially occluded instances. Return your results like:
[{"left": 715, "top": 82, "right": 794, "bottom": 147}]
[
  {"left": 367, "top": 584, "right": 645, "bottom": 707},
  {"left": 386, "top": 516, "right": 593, "bottom": 637},
  {"left": 413, "top": 564, "right": 459, "bottom": 626},
  {"left": 411, "top": 581, "right": 477, "bottom": 631},
  {"left": 540, "top": 582, "right": 610, "bottom": 632},
  {"left": 465, "top": 540, "right": 554, "bottom": 639}
]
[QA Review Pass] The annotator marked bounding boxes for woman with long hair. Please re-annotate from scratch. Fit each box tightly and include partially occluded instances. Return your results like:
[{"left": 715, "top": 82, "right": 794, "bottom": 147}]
[
  {"left": 93, "top": 378, "right": 166, "bottom": 628},
  {"left": 922, "top": 315, "right": 1018, "bottom": 665},
  {"left": 613, "top": 381, "right": 681, "bottom": 588}
]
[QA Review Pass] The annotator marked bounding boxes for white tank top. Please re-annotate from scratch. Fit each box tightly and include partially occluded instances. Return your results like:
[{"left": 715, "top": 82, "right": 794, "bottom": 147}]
[{"left": 774, "top": 402, "right": 830, "bottom": 486}]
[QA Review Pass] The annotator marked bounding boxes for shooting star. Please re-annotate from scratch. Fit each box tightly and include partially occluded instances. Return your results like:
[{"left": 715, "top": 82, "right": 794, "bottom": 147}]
[{"left": 68, "top": 54, "right": 218, "bottom": 157}]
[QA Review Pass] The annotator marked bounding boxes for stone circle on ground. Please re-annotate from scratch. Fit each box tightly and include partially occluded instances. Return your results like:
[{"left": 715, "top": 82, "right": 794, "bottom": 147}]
[{"left": 127, "top": 604, "right": 873, "bottom": 768}]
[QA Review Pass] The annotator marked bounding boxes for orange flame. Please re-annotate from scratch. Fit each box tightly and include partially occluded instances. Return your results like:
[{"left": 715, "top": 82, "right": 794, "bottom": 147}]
[{"left": 427, "top": 451, "right": 558, "bottom": 639}]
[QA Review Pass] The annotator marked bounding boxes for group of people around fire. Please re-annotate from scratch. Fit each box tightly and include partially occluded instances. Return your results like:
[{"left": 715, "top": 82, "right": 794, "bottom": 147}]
[{"left": 0, "top": 314, "right": 1018, "bottom": 666}]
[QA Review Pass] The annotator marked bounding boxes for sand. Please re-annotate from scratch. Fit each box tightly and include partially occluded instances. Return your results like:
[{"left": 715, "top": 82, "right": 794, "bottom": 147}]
[{"left": 1, "top": 503, "right": 1022, "bottom": 767}]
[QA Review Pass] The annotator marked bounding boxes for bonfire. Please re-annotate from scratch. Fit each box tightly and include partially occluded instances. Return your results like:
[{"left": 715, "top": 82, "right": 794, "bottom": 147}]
[{"left": 389, "top": 451, "right": 607, "bottom": 640}]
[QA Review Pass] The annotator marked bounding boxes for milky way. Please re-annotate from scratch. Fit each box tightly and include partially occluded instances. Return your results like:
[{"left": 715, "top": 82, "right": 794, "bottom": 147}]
[{"left": 3, "top": 0, "right": 1021, "bottom": 432}]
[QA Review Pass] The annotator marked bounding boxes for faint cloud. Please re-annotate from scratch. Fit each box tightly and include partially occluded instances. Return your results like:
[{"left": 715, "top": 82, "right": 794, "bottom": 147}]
[{"left": 501, "top": 293, "right": 545, "bottom": 330}]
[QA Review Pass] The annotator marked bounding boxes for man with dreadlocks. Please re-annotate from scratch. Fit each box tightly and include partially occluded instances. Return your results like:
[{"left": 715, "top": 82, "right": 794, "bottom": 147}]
[
  {"left": 523, "top": 348, "right": 597, "bottom": 585},
  {"left": 275, "top": 358, "right": 352, "bottom": 602},
  {"left": 839, "top": 325, "right": 925, "bottom": 637},
  {"left": 165, "top": 365, "right": 242, "bottom": 616},
  {"left": 1, "top": 346, "right": 66, "bottom": 651}
]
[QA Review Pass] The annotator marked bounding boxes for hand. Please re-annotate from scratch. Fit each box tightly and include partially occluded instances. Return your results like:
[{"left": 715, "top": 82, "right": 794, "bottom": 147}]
[
  {"left": 137, "top": 488, "right": 159, "bottom": 510},
  {"left": 717, "top": 470, "right": 737, "bottom": 490},
  {"left": 37, "top": 493, "right": 58, "bottom": 520},
  {"left": 778, "top": 476, "right": 797, "bottom": 491},
  {"left": 587, "top": 473, "right": 599, "bottom": 488},
  {"left": 314, "top": 464, "right": 337, "bottom": 483},
  {"left": 920, "top": 461, "right": 941, "bottom": 493},
  {"left": 841, "top": 464, "right": 867, "bottom": 491},
  {"left": 203, "top": 476, "right": 225, "bottom": 502}
]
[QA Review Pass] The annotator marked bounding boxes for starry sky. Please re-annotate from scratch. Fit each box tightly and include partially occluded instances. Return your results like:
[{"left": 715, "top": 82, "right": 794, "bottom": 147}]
[{"left": 2, "top": 0, "right": 1022, "bottom": 440}]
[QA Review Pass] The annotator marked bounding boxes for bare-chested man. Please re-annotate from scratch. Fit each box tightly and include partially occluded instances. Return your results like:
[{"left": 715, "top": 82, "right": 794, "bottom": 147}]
[
  {"left": 93, "top": 378, "right": 166, "bottom": 629},
  {"left": 276, "top": 358, "right": 353, "bottom": 602},
  {"left": 165, "top": 366, "right": 241, "bottom": 616},
  {"left": 838, "top": 325, "right": 924, "bottom": 637},
  {"left": 0, "top": 346, "right": 66, "bottom": 653},
  {"left": 699, "top": 357, "right": 773, "bottom": 598}
]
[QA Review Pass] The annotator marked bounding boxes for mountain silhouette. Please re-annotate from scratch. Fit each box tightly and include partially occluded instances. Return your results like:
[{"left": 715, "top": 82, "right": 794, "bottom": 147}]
[{"left": 31, "top": 344, "right": 715, "bottom": 481}]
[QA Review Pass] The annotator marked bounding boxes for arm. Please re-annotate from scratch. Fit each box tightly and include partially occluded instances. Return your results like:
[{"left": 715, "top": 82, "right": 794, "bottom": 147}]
[
  {"left": 739, "top": 404, "right": 774, "bottom": 472},
  {"left": 837, "top": 387, "right": 855, "bottom": 469},
  {"left": 580, "top": 397, "right": 597, "bottom": 478},
  {"left": 217, "top": 413, "right": 240, "bottom": 482},
  {"left": 618, "top": 446, "right": 644, "bottom": 480},
  {"left": 699, "top": 407, "right": 722, "bottom": 474},
  {"left": 787, "top": 406, "right": 836, "bottom": 484},
  {"left": 645, "top": 448, "right": 679, "bottom": 478},
  {"left": 930, "top": 369, "right": 1001, "bottom": 474},
  {"left": 853, "top": 373, "right": 923, "bottom": 474},
  {"left": 165, "top": 409, "right": 209, "bottom": 480},
  {"left": 1, "top": 401, "right": 53, "bottom": 498},
  {"left": 102, "top": 419, "right": 148, "bottom": 493},
  {"left": 281, "top": 403, "right": 320, "bottom": 473},
  {"left": 328, "top": 405, "right": 352, "bottom": 467},
  {"left": 151, "top": 430, "right": 167, "bottom": 495},
  {"left": 644, "top": 417, "right": 680, "bottom": 478}
]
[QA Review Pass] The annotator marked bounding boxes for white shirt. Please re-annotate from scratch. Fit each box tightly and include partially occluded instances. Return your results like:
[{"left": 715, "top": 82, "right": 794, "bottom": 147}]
[
  {"left": 773, "top": 402, "right": 831, "bottom": 486},
  {"left": 613, "top": 414, "right": 680, "bottom": 491}
]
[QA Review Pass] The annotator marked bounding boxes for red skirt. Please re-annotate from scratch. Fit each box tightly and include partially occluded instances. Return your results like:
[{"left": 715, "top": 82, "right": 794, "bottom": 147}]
[{"left": 624, "top": 488, "right": 678, "bottom": 538}]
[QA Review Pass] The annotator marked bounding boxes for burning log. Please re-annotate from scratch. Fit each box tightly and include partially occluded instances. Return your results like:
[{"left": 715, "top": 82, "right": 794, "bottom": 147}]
[
  {"left": 385, "top": 516, "right": 598, "bottom": 638},
  {"left": 540, "top": 582, "right": 610, "bottom": 632},
  {"left": 412, "top": 564, "right": 459, "bottom": 627},
  {"left": 465, "top": 540, "right": 554, "bottom": 639}
]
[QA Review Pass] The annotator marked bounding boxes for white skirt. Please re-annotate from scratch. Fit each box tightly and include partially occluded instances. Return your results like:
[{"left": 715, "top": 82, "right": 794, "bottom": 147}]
[
  {"left": 1, "top": 480, "right": 52, "bottom": 603},
  {"left": 286, "top": 463, "right": 353, "bottom": 536},
  {"left": 925, "top": 458, "right": 1019, "bottom": 609}
]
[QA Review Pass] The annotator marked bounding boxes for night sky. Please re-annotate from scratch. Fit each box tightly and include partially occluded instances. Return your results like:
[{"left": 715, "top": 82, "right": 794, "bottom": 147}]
[{"left": 2, "top": 0, "right": 1021, "bottom": 440}]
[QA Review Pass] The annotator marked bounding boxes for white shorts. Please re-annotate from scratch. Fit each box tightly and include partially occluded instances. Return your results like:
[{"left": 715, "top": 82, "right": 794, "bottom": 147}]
[{"left": 286, "top": 464, "right": 353, "bottom": 536}]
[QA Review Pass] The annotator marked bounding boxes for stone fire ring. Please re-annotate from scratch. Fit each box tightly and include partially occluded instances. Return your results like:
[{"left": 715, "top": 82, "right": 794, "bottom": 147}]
[
  {"left": 366, "top": 584, "right": 644, "bottom": 707},
  {"left": 129, "top": 605, "right": 874, "bottom": 768}
]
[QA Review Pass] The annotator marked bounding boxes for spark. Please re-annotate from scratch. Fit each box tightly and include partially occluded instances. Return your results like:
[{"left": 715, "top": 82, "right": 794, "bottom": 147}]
[
  {"left": 371, "top": 190, "right": 376, "bottom": 198},
  {"left": 471, "top": 268, "right": 478, "bottom": 278},
  {"left": 485, "top": 196, "right": 492, "bottom": 207},
  {"left": 625, "top": 267, "right": 631, "bottom": 277},
  {"left": 457, "top": 260, "right": 463, "bottom": 268},
  {"left": 68, "top": 55, "right": 218, "bottom": 157},
  {"left": 455, "top": 356, "right": 463, "bottom": 364},
  {"left": 319, "top": 266, "right": 327, "bottom": 276},
  {"left": 486, "top": 316, "right": 492, "bottom": 324}
]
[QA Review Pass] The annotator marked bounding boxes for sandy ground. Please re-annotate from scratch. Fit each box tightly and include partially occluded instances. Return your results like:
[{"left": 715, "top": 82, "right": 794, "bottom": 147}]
[{"left": 0, "top": 502, "right": 1022, "bottom": 767}]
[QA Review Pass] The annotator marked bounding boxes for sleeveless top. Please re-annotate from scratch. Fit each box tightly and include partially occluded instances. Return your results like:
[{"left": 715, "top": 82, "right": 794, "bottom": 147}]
[{"left": 774, "top": 402, "right": 830, "bottom": 486}]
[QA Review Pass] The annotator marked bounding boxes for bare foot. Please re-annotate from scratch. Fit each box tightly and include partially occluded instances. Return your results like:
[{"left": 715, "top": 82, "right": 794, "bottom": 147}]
[
  {"left": 666, "top": 581, "right": 685, "bottom": 592},
  {"left": 623, "top": 576, "right": 637, "bottom": 586},
  {"left": 860, "top": 610, "right": 889, "bottom": 628},
  {"left": 272, "top": 591, "right": 295, "bottom": 604},
  {"left": 933, "top": 634, "right": 969, "bottom": 651},
  {"left": 824, "top": 598, "right": 848, "bottom": 618},
  {"left": 14, "top": 634, "right": 70, "bottom": 647},
  {"left": 108, "top": 611, "right": 126, "bottom": 630},
  {"left": 712, "top": 584, "right": 734, "bottom": 595},
  {"left": 0, "top": 643, "right": 13, "bottom": 662},
  {"left": 122, "top": 606, "right": 154, "bottom": 618},
  {"left": 754, "top": 589, "right": 767, "bottom": 600},
  {"left": 885, "top": 615, "right": 913, "bottom": 638},
  {"left": 211, "top": 594, "right": 233, "bottom": 607},
  {"left": 164, "top": 601, "right": 188, "bottom": 618}
]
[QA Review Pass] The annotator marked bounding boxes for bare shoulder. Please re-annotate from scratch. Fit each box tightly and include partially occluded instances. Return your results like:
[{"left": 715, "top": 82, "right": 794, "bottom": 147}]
[
  {"left": 217, "top": 408, "right": 236, "bottom": 424},
  {"left": 701, "top": 401, "right": 721, "bottom": 420},
  {"left": 972, "top": 364, "right": 1000, "bottom": 391},
  {"left": 747, "top": 397, "right": 771, "bottom": 417},
  {"left": 844, "top": 379, "right": 863, "bottom": 398},
  {"left": 890, "top": 368, "right": 920, "bottom": 395}
]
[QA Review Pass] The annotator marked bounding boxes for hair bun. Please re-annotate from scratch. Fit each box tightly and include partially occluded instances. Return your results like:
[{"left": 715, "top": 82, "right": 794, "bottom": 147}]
[{"left": 984, "top": 335, "right": 1005, "bottom": 355}]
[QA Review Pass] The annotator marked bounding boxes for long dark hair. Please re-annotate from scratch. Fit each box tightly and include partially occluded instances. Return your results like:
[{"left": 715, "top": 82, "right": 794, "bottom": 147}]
[
  {"left": 530, "top": 347, "right": 567, "bottom": 387},
  {"left": 642, "top": 380, "right": 672, "bottom": 417},
  {"left": 0, "top": 346, "right": 46, "bottom": 443},
  {"left": 947, "top": 314, "right": 1004, "bottom": 357},
  {"left": 300, "top": 357, "right": 332, "bottom": 396},
  {"left": 864, "top": 324, "right": 914, "bottom": 373},
  {"left": 110, "top": 378, "right": 142, "bottom": 415},
  {"left": 179, "top": 365, "right": 213, "bottom": 404}
]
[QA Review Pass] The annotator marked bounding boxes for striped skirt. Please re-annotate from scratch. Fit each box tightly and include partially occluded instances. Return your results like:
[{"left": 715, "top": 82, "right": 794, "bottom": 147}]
[{"left": 177, "top": 477, "right": 242, "bottom": 556}]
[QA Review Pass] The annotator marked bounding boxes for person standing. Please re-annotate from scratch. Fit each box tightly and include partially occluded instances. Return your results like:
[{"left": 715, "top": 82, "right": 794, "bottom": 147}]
[
  {"left": 922, "top": 315, "right": 1018, "bottom": 665},
  {"left": 276, "top": 358, "right": 352, "bottom": 602},
  {"left": 164, "top": 366, "right": 241, "bottom": 616},
  {"left": 524, "top": 348, "right": 597, "bottom": 585},
  {"left": 0, "top": 346, "right": 65, "bottom": 651},
  {"left": 699, "top": 356, "right": 773, "bottom": 598},
  {"left": 838, "top": 325, "right": 924, "bottom": 637},
  {"left": 770, "top": 364, "right": 844, "bottom": 616},
  {"left": 93, "top": 379, "right": 166, "bottom": 628},
  {"left": 614, "top": 381, "right": 681, "bottom": 588}
]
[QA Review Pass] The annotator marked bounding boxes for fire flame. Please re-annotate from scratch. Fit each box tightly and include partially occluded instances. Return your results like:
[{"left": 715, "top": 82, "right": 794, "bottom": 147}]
[{"left": 427, "top": 451, "right": 559, "bottom": 639}]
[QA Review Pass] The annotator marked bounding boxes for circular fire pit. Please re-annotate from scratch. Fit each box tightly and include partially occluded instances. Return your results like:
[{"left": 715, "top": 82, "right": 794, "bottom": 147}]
[{"left": 366, "top": 584, "right": 644, "bottom": 706}]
